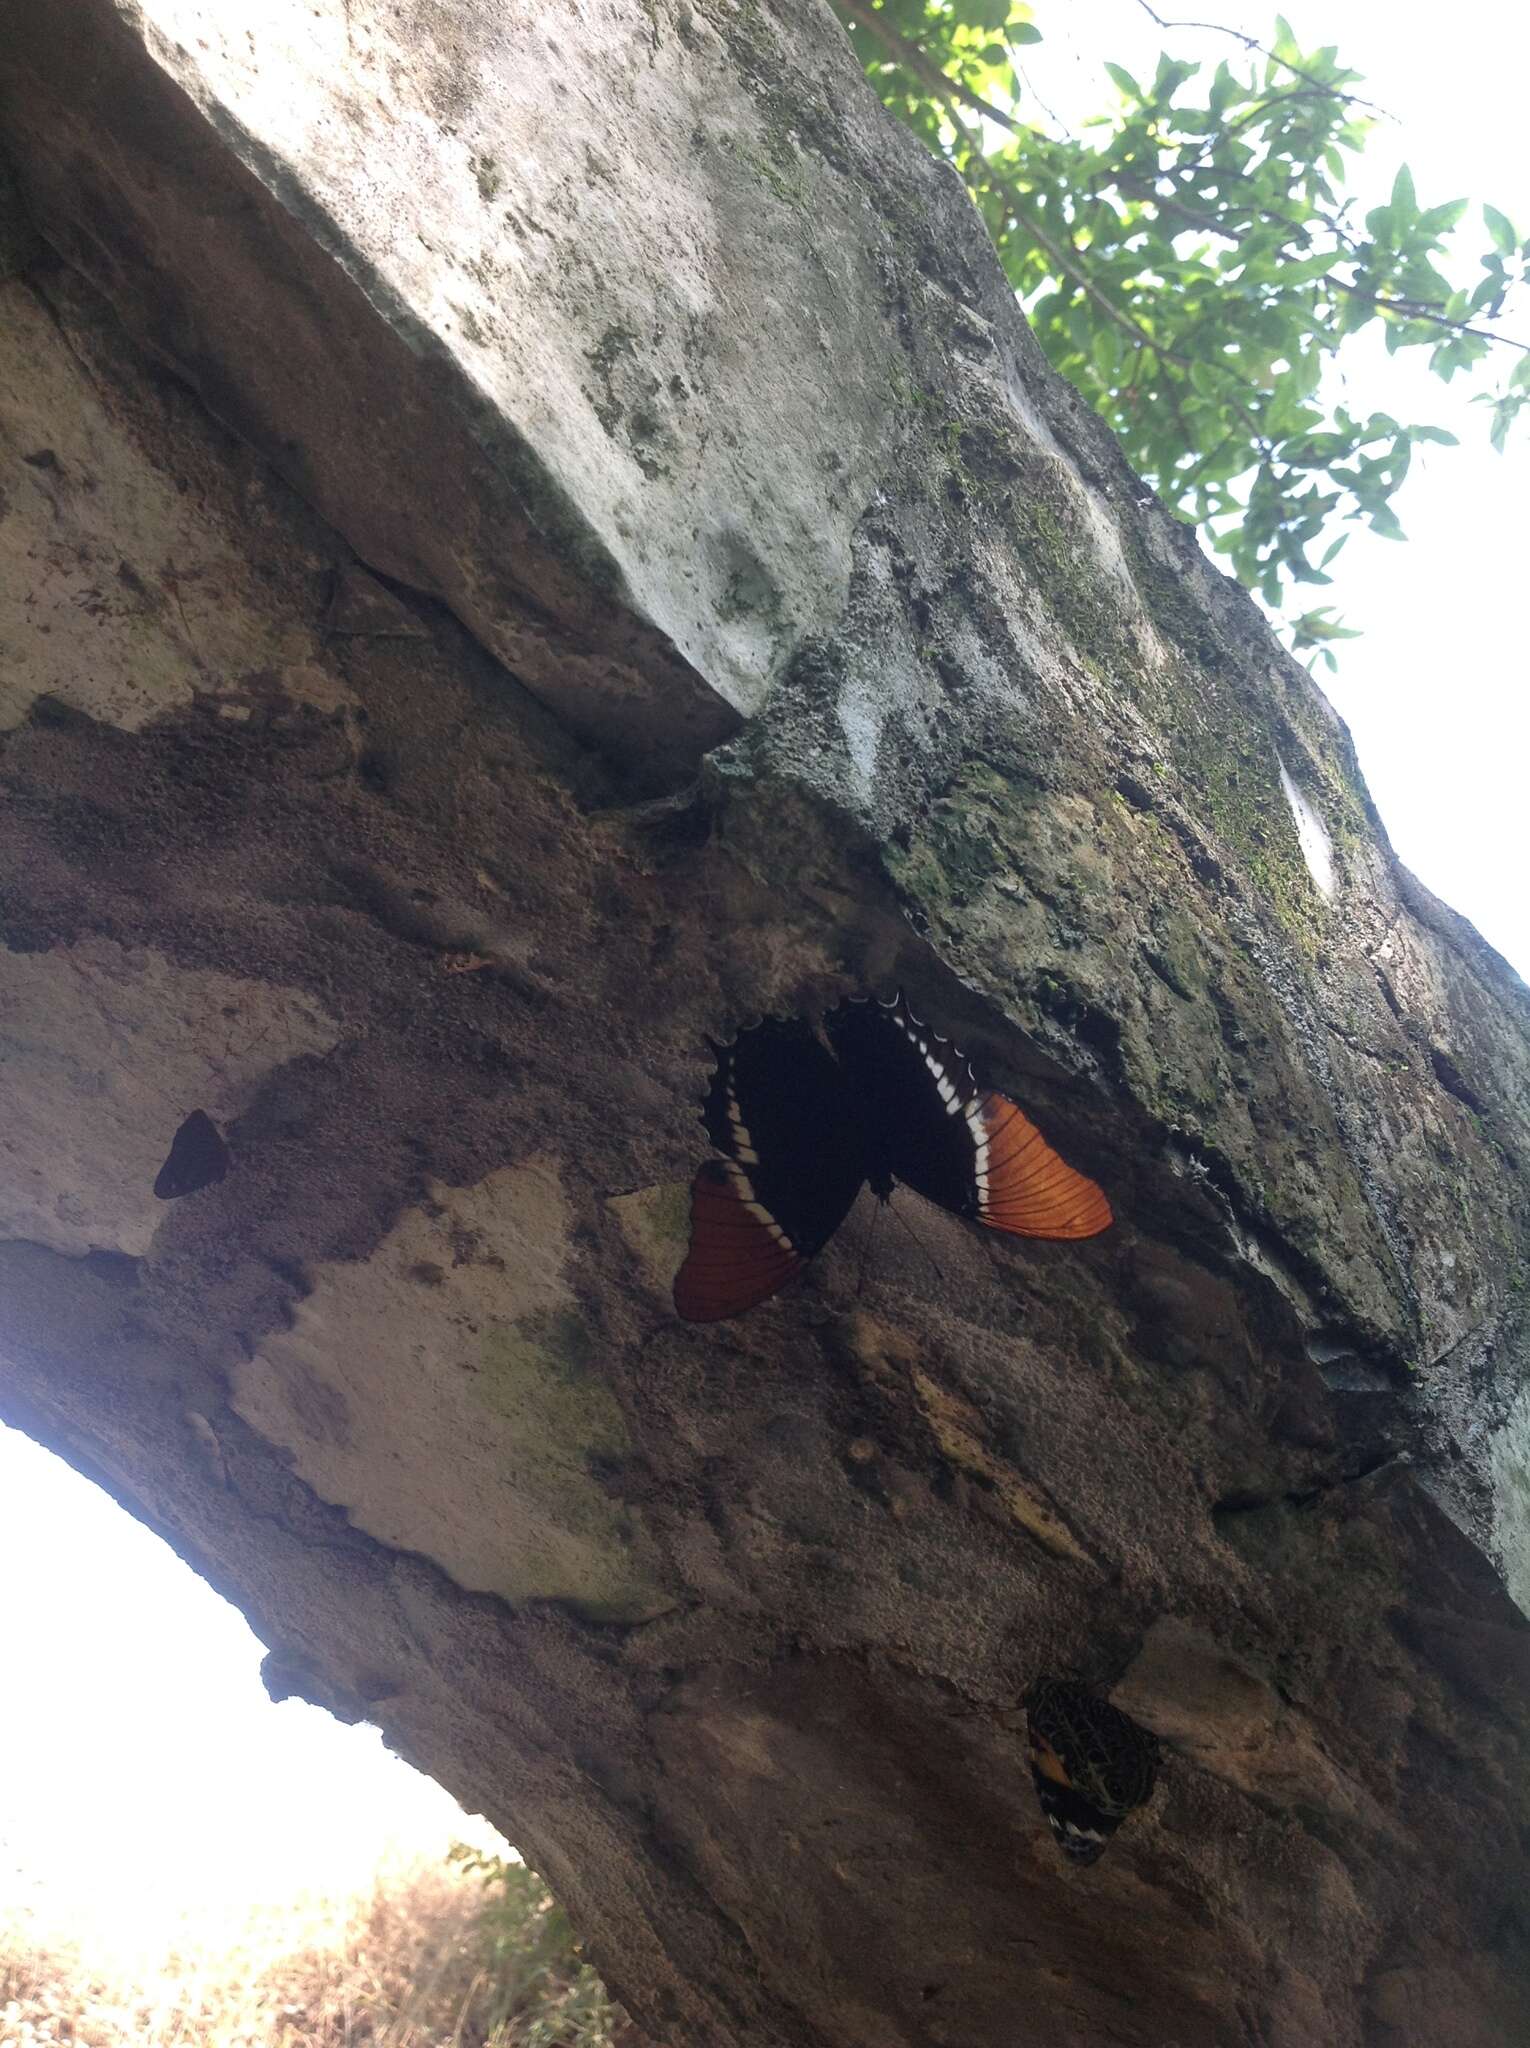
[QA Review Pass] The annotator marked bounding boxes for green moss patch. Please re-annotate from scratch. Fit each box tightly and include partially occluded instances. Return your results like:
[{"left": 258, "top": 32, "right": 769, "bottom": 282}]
[{"left": 476, "top": 1309, "right": 672, "bottom": 1622}]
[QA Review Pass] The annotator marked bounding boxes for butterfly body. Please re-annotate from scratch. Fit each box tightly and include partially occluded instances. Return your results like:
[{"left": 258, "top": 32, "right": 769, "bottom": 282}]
[
  {"left": 673, "top": 993, "right": 1111, "bottom": 1322},
  {"left": 1025, "top": 1678, "right": 1160, "bottom": 1865}
]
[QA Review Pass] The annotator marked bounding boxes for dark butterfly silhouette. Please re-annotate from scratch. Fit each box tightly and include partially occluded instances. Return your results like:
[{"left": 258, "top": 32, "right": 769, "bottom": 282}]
[
  {"left": 1025, "top": 1678, "right": 1160, "bottom": 1864},
  {"left": 153, "top": 1109, "right": 230, "bottom": 1200},
  {"left": 673, "top": 991, "right": 1112, "bottom": 1322}
]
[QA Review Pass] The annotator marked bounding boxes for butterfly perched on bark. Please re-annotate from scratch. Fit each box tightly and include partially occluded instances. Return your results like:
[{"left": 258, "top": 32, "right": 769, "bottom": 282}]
[
  {"left": 1025, "top": 1678, "right": 1160, "bottom": 1864},
  {"left": 153, "top": 1109, "right": 230, "bottom": 1200},
  {"left": 672, "top": 991, "right": 1112, "bottom": 1322}
]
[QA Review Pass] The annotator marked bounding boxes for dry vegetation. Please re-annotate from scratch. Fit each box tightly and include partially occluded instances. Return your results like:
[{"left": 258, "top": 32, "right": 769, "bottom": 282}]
[{"left": 0, "top": 1850, "right": 635, "bottom": 2048}]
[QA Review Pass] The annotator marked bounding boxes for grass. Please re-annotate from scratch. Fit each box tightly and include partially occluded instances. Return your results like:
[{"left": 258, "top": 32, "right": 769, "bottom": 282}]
[{"left": 0, "top": 1848, "right": 638, "bottom": 2047}]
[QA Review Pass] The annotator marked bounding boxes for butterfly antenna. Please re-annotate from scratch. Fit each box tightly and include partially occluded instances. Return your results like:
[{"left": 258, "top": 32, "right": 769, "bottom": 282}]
[
  {"left": 889, "top": 1198, "right": 944, "bottom": 1285},
  {"left": 856, "top": 1198, "right": 883, "bottom": 1301}
]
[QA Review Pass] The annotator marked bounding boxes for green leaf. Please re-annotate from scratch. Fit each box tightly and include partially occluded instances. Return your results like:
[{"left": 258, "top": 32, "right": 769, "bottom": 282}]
[
  {"left": 837, "top": 0, "right": 1522, "bottom": 640},
  {"left": 1292, "top": 605, "right": 1361, "bottom": 644},
  {"left": 1483, "top": 202, "right": 1518, "bottom": 253},
  {"left": 1153, "top": 55, "right": 1200, "bottom": 100},
  {"left": 1415, "top": 200, "right": 1466, "bottom": 236},
  {"left": 1091, "top": 323, "right": 1123, "bottom": 378},
  {"left": 1280, "top": 251, "right": 1341, "bottom": 283}
]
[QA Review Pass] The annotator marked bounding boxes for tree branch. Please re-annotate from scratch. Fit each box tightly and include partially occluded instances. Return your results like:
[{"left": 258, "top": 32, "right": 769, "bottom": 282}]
[
  {"left": 835, "top": 5, "right": 1528, "bottom": 399},
  {"left": 1129, "top": 0, "right": 1391, "bottom": 118},
  {"left": 1332, "top": 280, "right": 1530, "bottom": 353},
  {"left": 1219, "top": 86, "right": 1362, "bottom": 138},
  {"left": 836, "top": 0, "right": 1024, "bottom": 133},
  {"left": 832, "top": 9, "right": 1204, "bottom": 382},
  {"left": 831, "top": 10, "right": 1169, "bottom": 374}
]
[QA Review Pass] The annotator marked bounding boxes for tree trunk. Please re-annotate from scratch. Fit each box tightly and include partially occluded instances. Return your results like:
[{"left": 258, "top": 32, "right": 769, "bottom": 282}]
[{"left": 2, "top": 4, "right": 1528, "bottom": 2043}]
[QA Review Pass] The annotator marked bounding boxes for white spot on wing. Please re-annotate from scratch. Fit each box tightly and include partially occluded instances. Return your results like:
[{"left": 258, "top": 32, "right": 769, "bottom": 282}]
[
  {"left": 965, "top": 1101, "right": 990, "bottom": 1196},
  {"left": 727, "top": 1177, "right": 797, "bottom": 1254}
]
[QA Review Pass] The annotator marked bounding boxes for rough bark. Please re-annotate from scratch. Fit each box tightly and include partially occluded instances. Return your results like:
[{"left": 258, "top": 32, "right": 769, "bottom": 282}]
[{"left": 2, "top": 4, "right": 1529, "bottom": 2044}]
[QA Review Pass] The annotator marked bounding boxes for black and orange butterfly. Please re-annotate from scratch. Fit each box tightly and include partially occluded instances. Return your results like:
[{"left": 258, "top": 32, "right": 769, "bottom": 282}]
[
  {"left": 1025, "top": 1678, "right": 1160, "bottom": 1864},
  {"left": 672, "top": 992, "right": 1112, "bottom": 1322}
]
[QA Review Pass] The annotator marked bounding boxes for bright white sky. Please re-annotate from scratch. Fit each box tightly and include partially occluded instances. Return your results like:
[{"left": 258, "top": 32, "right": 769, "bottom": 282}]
[
  {"left": 0, "top": 0, "right": 1526, "bottom": 1951},
  {"left": 0, "top": 1421, "right": 506, "bottom": 1945}
]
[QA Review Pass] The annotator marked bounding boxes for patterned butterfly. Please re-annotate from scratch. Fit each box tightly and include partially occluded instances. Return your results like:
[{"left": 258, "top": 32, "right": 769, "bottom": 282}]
[
  {"left": 1025, "top": 1678, "right": 1160, "bottom": 1864},
  {"left": 673, "top": 992, "right": 1112, "bottom": 1321}
]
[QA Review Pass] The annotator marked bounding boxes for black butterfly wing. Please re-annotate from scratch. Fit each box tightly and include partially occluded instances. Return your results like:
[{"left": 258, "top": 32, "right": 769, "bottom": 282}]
[
  {"left": 1025, "top": 1679, "right": 1159, "bottom": 1864},
  {"left": 673, "top": 1016, "right": 867, "bottom": 1322},
  {"left": 153, "top": 1109, "right": 230, "bottom": 1200},
  {"left": 828, "top": 994, "right": 1112, "bottom": 1240}
]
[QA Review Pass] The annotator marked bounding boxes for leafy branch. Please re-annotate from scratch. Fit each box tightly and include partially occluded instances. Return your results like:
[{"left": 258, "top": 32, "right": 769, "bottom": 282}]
[
  {"left": 1128, "top": 0, "right": 1390, "bottom": 116},
  {"left": 833, "top": 1, "right": 1530, "bottom": 658}
]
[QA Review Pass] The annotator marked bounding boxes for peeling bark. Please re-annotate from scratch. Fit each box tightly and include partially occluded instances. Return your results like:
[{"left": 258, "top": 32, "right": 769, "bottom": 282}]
[{"left": 2, "top": 4, "right": 1529, "bottom": 2044}]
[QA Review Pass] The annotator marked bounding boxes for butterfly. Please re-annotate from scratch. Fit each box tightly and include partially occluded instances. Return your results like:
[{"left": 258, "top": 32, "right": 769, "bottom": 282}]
[
  {"left": 1025, "top": 1678, "right": 1160, "bottom": 1865},
  {"left": 672, "top": 991, "right": 1112, "bottom": 1322},
  {"left": 153, "top": 1109, "right": 230, "bottom": 1200}
]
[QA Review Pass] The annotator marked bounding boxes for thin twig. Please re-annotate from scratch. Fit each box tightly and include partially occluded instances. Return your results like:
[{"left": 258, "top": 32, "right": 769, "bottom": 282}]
[
  {"left": 1014, "top": 56, "right": 1068, "bottom": 137},
  {"left": 1329, "top": 280, "right": 1530, "bottom": 352},
  {"left": 1116, "top": 177, "right": 1524, "bottom": 361},
  {"left": 1005, "top": 177, "right": 1184, "bottom": 354},
  {"left": 1177, "top": 426, "right": 1241, "bottom": 490},
  {"left": 1220, "top": 86, "right": 1362, "bottom": 139},
  {"left": 1129, "top": 0, "right": 1392, "bottom": 119}
]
